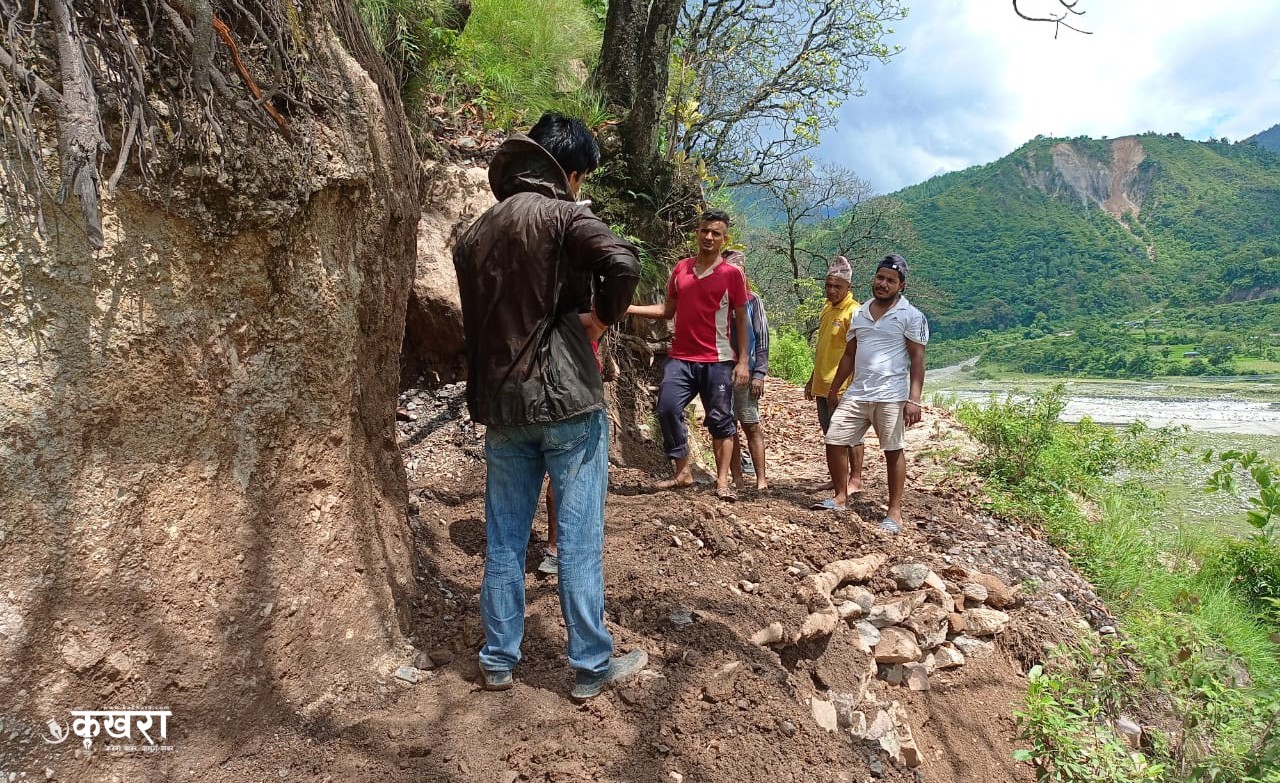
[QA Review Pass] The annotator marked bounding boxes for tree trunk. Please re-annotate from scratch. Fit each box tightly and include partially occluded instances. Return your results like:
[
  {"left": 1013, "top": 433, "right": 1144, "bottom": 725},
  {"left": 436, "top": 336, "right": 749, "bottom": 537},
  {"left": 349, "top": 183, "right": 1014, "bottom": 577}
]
[
  {"left": 0, "top": 0, "right": 420, "bottom": 774},
  {"left": 596, "top": 0, "right": 681, "bottom": 181}
]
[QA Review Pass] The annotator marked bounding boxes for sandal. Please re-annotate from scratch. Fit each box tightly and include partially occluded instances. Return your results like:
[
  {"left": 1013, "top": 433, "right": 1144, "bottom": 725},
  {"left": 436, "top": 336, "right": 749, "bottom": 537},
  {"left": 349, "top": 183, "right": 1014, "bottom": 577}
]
[
  {"left": 879, "top": 517, "right": 902, "bottom": 534},
  {"left": 654, "top": 478, "right": 695, "bottom": 491},
  {"left": 809, "top": 498, "right": 847, "bottom": 511},
  {"left": 715, "top": 485, "right": 737, "bottom": 502}
]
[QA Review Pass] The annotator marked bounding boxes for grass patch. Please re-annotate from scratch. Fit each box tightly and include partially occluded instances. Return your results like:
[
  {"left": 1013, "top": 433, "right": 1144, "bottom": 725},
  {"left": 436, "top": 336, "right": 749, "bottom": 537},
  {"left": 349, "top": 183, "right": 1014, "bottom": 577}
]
[
  {"left": 455, "top": 0, "right": 603, "bottom": 128},
  {"left": 954, "top": 386, "right": 1280, "bottom": 781}
]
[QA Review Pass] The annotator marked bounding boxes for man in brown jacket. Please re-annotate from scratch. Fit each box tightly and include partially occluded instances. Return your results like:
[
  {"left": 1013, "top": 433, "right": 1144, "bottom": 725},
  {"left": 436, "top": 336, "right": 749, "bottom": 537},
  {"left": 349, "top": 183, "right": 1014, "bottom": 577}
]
[{"left": 453, "top": 112, "right": 646, "bottom": 701}]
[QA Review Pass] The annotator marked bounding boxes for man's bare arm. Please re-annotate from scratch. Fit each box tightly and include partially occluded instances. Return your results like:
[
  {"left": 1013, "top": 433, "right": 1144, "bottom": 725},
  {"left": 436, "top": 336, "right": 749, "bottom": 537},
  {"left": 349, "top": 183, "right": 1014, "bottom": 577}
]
[
  {"left": 826, "top": 337, "right": 858, "bottom": 404},
  {"left": 904, "top": 339, "right": 926, "bottom": 426},
  {"left": 627, "top": 299, "right": 676, "bottom": 320}
]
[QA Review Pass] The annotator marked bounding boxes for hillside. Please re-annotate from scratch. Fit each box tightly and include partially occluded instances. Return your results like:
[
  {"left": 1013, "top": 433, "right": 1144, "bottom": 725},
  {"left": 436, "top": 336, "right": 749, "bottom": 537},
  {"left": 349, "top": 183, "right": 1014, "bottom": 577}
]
[
  {"left": 891, "top": 132, "right": 1280, "bottom": 338},
  {"left": 1246, "top": 123, "right": 1280, "bottom": 154}
]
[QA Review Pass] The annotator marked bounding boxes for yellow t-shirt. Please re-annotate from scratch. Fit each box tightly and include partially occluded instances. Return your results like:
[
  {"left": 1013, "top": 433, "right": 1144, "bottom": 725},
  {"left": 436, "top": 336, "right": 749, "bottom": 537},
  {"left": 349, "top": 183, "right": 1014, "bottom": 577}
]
[{"left": 812, "top": 293, "right": 859, "bottom": 396}]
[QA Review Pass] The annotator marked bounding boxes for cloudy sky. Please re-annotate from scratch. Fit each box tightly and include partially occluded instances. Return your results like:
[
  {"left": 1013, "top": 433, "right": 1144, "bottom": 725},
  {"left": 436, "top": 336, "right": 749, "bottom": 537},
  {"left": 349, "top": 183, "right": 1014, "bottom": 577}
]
[{"left": 818, "top": 0, "right": 1280, "bottom": 194}]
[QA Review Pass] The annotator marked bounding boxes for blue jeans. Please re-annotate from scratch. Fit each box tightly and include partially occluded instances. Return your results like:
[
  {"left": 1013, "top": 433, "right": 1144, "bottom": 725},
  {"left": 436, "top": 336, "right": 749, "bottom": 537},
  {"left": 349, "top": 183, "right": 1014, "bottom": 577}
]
[{"left": 479, "top": 409, "right": 613, "bottom": 678}]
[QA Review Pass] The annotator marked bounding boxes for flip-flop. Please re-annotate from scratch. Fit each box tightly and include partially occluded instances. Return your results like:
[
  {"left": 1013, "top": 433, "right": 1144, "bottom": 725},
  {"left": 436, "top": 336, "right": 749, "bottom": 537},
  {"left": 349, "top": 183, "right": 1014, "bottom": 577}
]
[
  {"left": 879, "top": 517, "right": 902, "bottom": 533},
  {"left": 715, "top": 485, "right": 737, "bottom": 502},
  {"left": 810, "top": 498, "right": 847, "bottom": 511}
]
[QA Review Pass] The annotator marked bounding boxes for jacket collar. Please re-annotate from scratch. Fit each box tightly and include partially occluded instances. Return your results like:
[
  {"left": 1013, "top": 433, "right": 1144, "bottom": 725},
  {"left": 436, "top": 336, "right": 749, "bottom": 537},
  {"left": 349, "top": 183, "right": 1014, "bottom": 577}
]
[{"left": 488, "top": 133, "right": 574, "bottom": 202}]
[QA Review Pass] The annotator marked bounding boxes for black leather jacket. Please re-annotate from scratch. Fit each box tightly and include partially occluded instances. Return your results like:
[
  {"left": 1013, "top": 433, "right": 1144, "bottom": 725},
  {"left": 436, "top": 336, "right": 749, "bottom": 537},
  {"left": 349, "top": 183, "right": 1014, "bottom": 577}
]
[{"left": 453, "top": 134, "right": 640, "bottom": 426}]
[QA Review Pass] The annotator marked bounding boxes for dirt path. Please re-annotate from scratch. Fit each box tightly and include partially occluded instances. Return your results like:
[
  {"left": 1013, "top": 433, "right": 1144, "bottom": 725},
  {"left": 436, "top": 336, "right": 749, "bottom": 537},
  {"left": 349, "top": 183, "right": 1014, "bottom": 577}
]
[{"left": 381, "top": 377, "right": 1097, "bottom": 783}]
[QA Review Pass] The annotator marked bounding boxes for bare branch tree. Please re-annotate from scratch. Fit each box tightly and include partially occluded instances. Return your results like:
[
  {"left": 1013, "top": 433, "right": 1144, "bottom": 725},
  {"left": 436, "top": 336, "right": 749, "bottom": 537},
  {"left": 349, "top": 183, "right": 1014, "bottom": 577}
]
[{"left": 1012, "top": 0, "right": 1091, "bottom": 38}]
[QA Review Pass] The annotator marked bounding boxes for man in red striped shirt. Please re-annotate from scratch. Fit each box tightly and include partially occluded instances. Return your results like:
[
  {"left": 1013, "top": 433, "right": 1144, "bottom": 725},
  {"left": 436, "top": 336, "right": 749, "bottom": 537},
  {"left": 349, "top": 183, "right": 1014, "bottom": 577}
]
[{"left": 628, "top": 210, "right": 750, "bottom": 501}]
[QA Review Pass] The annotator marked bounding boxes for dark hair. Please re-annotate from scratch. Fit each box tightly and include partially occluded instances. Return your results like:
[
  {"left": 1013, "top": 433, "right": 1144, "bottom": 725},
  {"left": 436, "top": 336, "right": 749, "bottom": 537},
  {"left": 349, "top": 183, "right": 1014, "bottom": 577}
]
[
  {"left": 699, "top": 208, "right": 732, "bottom": 227},
  {"left": 528, "top": 112, "right": 600, "bottom": 177}
]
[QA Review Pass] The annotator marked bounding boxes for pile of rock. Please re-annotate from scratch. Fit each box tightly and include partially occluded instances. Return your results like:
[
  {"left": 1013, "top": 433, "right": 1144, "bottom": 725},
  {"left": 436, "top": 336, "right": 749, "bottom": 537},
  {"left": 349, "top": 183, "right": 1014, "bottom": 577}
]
[
  {"left": 805, "top": 560, "right": 1020, "bottom": 769},
  {"left": 844, "top": 562, "right": 1017, "bottom": 695}
]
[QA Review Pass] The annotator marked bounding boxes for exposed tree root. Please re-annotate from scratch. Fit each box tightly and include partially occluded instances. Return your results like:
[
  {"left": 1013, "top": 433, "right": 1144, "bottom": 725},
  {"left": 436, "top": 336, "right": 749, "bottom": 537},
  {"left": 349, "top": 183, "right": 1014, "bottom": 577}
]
[{"left": 751, "top": 553, "right": 886, "bottom": 646}]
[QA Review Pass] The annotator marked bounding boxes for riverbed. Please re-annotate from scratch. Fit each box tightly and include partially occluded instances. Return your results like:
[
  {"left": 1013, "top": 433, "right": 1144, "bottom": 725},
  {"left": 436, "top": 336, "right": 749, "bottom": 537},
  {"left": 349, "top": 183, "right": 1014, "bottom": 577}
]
[{"left": 928, "top": 372, "right": 1280, "bottom": 436}]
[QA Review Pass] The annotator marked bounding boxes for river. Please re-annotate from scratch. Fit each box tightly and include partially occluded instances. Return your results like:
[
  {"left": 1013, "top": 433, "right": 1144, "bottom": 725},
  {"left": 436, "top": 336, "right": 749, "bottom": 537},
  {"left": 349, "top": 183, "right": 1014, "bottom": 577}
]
[{"left": 928, "top": 366, "right": 1280, "bottom": 436}]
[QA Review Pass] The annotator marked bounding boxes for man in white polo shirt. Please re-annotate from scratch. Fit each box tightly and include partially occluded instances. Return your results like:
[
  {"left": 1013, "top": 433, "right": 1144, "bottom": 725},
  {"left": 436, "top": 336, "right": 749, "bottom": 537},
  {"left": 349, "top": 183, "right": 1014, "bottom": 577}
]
[{"left": 813, "top": 254, "right": 928, "bottom": 533}]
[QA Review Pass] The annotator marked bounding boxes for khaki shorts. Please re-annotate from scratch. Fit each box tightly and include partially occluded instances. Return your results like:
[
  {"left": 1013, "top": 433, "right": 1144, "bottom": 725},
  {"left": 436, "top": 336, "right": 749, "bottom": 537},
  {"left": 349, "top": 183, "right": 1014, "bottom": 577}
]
[
  {"left": 733, "top": 384, "right": 761, "bottom": 425},
  {"left": 824, "top": 399, "right": 906, "bottom": 451}
]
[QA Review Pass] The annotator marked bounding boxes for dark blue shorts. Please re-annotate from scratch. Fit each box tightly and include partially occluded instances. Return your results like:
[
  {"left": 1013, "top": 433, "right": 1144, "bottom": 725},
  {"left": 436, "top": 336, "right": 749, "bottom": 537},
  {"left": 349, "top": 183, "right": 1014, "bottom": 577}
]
[{"left": 656, "top": 358, "right": 736, "bottom": 459}]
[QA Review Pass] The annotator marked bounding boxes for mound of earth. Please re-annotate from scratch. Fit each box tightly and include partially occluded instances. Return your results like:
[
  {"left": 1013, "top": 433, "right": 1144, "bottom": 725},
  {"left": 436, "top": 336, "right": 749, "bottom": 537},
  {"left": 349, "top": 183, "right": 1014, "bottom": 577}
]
[{"left": 1, "top": 375, "right": 1110, "bottom": 782}]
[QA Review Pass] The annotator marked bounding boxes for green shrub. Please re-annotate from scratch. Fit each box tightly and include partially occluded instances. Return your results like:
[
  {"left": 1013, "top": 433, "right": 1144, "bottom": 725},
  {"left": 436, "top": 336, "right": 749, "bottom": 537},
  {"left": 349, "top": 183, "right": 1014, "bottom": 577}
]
[
  {"left": 1217, "top": 538, "right": 1280, "bottom": 624},
  {"left": 768, "top": 329, "right": 814, "bottom": 386},
  {"left": 357, "top": 0, "right": 460, "bottom": 99}
]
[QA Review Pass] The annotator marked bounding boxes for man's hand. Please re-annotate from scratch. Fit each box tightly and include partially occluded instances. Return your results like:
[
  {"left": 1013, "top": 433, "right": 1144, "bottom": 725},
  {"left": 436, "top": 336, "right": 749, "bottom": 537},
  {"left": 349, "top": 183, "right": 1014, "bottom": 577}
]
[
  {"left": 904, "top": 400, "right": 922, "bottom": 427},
  {"left": 580, "top": 311, "right": 606, "bottom": 342},
  {"left": 733, "top": 361, "right": 750, "bottom": 388},
  {"left": 804, "top": 378, "right": 813, "bottom": 401},
  {"left": 750, "top": 378, "right": 765, "bottom": 399},
  {"left": 826, "top": 387, "right": 840, "bottom": 410}
]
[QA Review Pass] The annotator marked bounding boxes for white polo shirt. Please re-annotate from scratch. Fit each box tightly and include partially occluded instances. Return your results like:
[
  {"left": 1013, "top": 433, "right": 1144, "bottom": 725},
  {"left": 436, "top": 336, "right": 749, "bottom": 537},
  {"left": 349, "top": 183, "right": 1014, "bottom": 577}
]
[{"left": 842, "top": 295, "right": 929, "bottom": 402}]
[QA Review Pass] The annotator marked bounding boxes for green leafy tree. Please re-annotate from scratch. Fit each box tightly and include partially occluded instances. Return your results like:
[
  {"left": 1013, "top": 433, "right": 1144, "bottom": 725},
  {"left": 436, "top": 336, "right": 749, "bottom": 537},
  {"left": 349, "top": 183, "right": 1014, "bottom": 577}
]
[{"left": 667, "top": 0, "right": 904, "bottom": 186}]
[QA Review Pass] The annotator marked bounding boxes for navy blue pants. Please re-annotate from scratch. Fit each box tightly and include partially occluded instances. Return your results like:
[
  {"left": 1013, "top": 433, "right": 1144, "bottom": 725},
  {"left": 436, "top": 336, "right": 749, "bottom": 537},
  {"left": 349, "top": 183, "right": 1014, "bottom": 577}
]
[{"left": 658, "top": 358, "right": 736, "bottom": 459}]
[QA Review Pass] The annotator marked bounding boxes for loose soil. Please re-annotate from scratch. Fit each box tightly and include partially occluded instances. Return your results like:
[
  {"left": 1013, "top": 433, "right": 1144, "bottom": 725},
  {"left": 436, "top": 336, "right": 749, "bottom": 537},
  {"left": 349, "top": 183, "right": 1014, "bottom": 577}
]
[{"left": 3, "top": 376, "right": 1109, "bottom": 782}]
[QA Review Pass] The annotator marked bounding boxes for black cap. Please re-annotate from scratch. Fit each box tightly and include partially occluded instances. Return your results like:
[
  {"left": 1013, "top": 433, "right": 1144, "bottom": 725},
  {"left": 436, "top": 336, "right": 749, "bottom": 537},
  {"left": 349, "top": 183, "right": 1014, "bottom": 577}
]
[{"left": 877, "top": 254, "right": 908, "bottom": 281}]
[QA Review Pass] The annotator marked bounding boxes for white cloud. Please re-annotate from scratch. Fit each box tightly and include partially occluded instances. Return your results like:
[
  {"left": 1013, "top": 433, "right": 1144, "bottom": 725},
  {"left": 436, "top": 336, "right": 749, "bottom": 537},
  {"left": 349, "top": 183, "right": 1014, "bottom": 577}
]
[{"left": 819, "top": 0, "right": 1280, "bottom": 193}]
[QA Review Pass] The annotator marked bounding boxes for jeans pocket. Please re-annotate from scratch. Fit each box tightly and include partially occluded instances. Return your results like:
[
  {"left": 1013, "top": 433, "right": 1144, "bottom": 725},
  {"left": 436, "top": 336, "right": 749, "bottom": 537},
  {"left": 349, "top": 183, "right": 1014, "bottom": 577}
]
[
  {"left": 543, "top": 415, "right": 592, "bottom": 453},
  {"left": 486, "top": 426, "right": 515, "bottom": 453}
]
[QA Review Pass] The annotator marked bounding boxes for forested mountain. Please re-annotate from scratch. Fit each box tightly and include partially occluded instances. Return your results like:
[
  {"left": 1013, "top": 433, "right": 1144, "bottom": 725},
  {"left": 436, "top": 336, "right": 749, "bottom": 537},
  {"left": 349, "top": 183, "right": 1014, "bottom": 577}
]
[
  {"left": 891, "top": 132, "right": 1280, "bottom": 339},
  {"left": 1246, "top": 123, "right": 1280, "bottom": 154}
]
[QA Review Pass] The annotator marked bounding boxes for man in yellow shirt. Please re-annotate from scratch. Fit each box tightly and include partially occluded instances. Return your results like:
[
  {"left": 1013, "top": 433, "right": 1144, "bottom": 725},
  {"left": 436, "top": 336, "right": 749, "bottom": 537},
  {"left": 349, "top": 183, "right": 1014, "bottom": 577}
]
[{"left": 805, "top": 256, "right": 864, "bottom": 493}]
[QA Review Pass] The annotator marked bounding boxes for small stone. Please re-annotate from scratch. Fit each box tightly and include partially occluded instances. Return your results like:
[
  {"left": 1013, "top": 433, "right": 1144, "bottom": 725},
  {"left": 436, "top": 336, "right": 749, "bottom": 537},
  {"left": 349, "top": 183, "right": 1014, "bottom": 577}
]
[
  {"left": 890, "top": 564, "right": 930, "bottom": 590},
  {"left": 45, "top": 769, "right": 54, "bottom": 781},
  {"left": 867, "top": 754, "right": 885, "bottom": 778},
  {"left": 428, "top": 649, "right": 455, "bottom": 667},
  {"left": 964, "top": 607, "right": 1011, "bottom": 637},
  {"left": 837, "top": 601, "right": 862, "bottom": 621},
  {"left": 877, "top": 664, "right": 904, "bottom": 685},
  {"left": 874, "top": 627, "right": 922, "bottom": 664},
  {"left": 972, "top": 572, "right": 1019, "bottom": 608},
  {"left": 844, "top": 587, "right": 875, "bottom": 614},
  {"left": 846, "top": 710, "right": 868, "bottom": 739},
  {"left": 903, "top": 604, "right": 949, "bottom": 649},
  {"left": 865, "top": 710, "right": 892, "bottom": 741},
  {"left": 904, "top": 663, "right": 930, "bottom": 691},
  {"left": 777, "top": 719, "right": 797, "bottom": 737},
  {"left": 932, "top": 644, "right": 966, "bottom": 669},
  {"left": 738, "top": 580, "right": 758, "bottom": 594},
  {"left": 951, "top": 635, "right": 995, "bottom": 659},
  {"left": 810, "top": 698, "right": 839, "bottom": 732},
  {"left": 669, "top": 607, "right": 694, "bottom": 628},
  {"left": 854, "top": 621, "right": 881, "bottom": 652},
  {"left": 1115, "top": 717, "right": 1142, "bottom": 749},
  {"left": 668, "top": 773, "right": 684, "bottom": 783},
  {"left": 961, "top": 582, "right": 989, "bottom": 604},
  {"left": 413, "top": 651, "right": 434, "bottom": 670},
  {"left": 1099, "top": 625, "right": 1116, "bottom": 635},
  {"left": 394, "top": 665, "right": 419, "bottom": 684}
]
